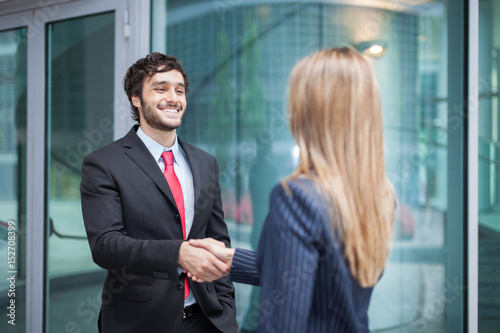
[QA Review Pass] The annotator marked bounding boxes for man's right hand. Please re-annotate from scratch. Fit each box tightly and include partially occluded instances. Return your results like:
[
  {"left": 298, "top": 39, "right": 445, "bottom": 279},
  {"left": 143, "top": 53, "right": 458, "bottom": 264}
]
[
  {"left": 178, "top": 241, "right": 230, "bottom": 283},
  {"left": 186, "top": 238, "right": 236, "bottom": 283}
]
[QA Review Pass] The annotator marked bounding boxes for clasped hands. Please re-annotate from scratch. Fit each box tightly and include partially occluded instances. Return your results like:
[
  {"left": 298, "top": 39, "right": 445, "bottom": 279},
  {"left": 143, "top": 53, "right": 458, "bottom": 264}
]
[{"left": 178, "top": 238, "right": 235, "bottom": 283}]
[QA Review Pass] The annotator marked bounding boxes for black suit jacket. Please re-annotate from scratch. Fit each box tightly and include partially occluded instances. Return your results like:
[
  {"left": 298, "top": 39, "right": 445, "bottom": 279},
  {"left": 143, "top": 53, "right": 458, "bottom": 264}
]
[{"left": 80, "top": 126, "right": 237, "bottom": 333}]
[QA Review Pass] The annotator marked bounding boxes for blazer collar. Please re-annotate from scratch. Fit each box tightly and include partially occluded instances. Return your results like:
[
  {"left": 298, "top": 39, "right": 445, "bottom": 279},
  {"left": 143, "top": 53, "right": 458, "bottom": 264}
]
[
  {"left": 178, "top": 138, "right": 202, "bottom": 207},
  {"left": 122, "top": 125, "right": 177, "bottom": 207},
  {"left": 122, "top": 125, "right": 202, "bottom": 213}
]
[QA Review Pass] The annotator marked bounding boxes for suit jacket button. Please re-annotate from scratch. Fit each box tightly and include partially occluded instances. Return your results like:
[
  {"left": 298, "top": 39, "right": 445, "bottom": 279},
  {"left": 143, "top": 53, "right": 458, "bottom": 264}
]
[
  {"left": 174, "top": 215, "right": 181, "bottom": 223},
  {"left": 177, "top": 281, "right": 184, "bottom": 290}
]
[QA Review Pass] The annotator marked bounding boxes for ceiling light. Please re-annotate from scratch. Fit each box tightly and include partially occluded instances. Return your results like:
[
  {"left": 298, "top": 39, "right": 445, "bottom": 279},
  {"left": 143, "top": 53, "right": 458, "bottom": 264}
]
[{"left": 357, "top": 40, "right": 388, "bottom": 58}]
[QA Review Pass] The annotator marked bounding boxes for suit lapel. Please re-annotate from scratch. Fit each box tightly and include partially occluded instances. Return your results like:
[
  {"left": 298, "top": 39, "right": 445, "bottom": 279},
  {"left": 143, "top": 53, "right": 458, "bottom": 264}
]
[
  {"left": 122, "top": 126, "right": 177, "bottom": 209},
  {"left": 179, "top": 139, "right": 201, "bottom": 209}
]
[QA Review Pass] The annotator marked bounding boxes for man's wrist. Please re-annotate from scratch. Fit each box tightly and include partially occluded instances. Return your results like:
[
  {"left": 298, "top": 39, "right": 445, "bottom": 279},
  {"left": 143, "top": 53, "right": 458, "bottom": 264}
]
[
  {"left": 178, "top": 241, "right": 189, "bottom": 267},
  {"left": 226, "top": 248, "right": 235, "bottom": 267}
]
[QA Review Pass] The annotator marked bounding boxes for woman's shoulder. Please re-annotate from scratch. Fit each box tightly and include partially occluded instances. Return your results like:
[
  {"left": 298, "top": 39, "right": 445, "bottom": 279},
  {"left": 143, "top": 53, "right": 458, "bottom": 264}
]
[
  {"left": 271, "top": 177, "right": 324, "bottom": 209},
  {"left": 268, "top": 177, "right": 329, "bottom": 234}
]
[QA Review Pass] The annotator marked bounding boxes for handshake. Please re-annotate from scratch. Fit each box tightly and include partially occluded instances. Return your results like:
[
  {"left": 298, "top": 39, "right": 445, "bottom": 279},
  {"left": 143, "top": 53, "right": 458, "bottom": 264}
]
[{"left": 178, "top": 238, "right": 236, "bottom": 283}]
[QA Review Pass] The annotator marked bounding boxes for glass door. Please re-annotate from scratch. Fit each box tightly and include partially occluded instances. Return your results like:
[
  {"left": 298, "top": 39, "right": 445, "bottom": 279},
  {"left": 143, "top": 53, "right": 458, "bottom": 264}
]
[
  {"left": 0, "top": 26, "right": 27, "bottom": 333},
  {"left": 45, "top": 12, "right": 115, "bottom": 332},
  {"left": 0, "top": 0, "right": 147, "bottom": 331}
]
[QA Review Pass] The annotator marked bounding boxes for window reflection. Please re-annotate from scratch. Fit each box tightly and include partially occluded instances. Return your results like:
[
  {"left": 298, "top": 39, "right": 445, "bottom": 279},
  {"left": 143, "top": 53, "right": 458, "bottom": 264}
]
[
  {"left": 0, "top": 27, "right": 27, "bottom": 332},
  {"left": 478, "top": 1, "right": 500, "bottom": 331},
  {"left": 152, "top": 1, "right": 462, "bottom": 331},
  {"left": 46, "top": 12, "right": 114, "bottom": 332}
]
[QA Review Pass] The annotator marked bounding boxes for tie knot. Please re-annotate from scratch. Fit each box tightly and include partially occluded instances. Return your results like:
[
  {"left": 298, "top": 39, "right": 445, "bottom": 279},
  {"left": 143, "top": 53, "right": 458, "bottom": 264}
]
[{"left": 162, "top": 151, "right": 174, "bottom": 166}]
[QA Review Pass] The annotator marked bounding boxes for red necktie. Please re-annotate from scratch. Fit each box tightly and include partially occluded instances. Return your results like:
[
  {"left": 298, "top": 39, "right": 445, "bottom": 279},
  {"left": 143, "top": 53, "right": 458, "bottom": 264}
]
[{"left": 161, "top": 151, "right": 189, "bottom": 299}]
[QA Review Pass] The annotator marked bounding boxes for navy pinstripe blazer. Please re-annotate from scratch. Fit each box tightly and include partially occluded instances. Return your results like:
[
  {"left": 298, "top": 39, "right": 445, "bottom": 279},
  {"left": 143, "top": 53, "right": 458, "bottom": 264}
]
[{"left": 230, "top": 178, "right": 373, "bottom": 332}]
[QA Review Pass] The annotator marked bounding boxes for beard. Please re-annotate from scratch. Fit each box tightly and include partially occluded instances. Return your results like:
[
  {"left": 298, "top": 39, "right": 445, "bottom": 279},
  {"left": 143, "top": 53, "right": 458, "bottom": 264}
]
[{"left": 141, "top": 100, "right": 183, "bottom": 132}]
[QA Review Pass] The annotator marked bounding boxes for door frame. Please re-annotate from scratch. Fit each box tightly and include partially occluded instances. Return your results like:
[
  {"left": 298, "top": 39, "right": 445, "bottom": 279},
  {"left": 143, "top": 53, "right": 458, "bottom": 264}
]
[
  {"left": 467, "top": 0, "right": 479, "bottom": 332},
  {"left": 0, "top": 1, "right": 150, "bottom": 331}
]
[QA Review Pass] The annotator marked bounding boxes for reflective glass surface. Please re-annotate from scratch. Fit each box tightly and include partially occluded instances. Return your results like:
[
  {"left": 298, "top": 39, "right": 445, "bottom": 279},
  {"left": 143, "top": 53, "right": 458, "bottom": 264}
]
[
  {"left": 46, "top": 12, "right": 114, "bottom": 332},
  {"left": 478, "top": 1, "right": 500, "bottom": 331},
  {"left": 152, "top": 1, "right": 466, "bottom": 331},
  {"left": 0, "top": 27, "right": 27, "bottom": 333}
]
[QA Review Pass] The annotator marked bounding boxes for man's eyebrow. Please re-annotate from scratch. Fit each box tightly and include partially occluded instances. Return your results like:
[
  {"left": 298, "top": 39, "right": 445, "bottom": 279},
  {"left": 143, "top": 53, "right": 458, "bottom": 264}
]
[{"left": 151, "top": 80, "right": 185, "bottom": 88}]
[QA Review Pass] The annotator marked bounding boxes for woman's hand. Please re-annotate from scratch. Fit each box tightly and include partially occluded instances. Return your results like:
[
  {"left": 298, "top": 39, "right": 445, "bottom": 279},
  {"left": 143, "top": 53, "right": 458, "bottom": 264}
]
[{"left": 187, "top": 238, "right": 236, "bottom": 282}]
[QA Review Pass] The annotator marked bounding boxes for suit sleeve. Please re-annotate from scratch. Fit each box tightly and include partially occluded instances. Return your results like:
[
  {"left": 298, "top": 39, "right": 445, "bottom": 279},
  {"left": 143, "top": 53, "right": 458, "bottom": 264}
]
[
  {"left": 201, "top": 156, "right": 237, "bottom": 314},
  {"left": 80, "top": 152, "right": 183, "bottom": 280},
  {"left": 256, "top": 182, "right": 322, "bottom": 333},
  {"left": 230, "top": 248, "right": 260, "bottom": 286}
]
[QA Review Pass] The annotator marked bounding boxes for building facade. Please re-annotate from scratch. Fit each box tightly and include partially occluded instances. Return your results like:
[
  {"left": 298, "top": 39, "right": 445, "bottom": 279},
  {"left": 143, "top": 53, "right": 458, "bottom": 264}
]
[{"left": 0, "top": 0, "right": 496, "bottom": 332}]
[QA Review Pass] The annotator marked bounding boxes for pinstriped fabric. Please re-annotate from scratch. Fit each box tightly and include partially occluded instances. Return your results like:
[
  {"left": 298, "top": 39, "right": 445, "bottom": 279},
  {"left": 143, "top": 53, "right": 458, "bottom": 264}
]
[
  {"left": 230, "top": 249, "right": 260, "bottom": 285},
  {"left": 230, "top": 178, "right": 373, "bottom": 333}
]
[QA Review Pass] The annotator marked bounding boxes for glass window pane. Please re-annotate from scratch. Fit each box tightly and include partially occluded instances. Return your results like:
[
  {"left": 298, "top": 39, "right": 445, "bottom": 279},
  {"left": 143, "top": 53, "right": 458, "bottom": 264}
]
[
  {"left": 0, "top": 27, "right": 27, "bottom": 333},
  {"left": 152, "top": 1, "right": 466, "bottom": 331},
  {"left": 478, "top": 1, "right": 500, "bottom": 332},
  {"left": 46, "top": 12, "right": 114, "bottom": 332}
]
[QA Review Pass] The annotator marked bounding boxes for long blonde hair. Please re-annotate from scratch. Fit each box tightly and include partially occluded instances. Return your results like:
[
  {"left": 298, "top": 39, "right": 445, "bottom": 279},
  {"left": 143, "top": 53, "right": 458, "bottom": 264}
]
[{"left": 287, "top": 47, "right": 395, "bottom": 287}]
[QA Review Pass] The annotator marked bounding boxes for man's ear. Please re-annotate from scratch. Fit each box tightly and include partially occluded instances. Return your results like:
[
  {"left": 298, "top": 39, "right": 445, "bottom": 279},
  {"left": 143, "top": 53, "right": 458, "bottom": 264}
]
[{"left": 132, "top": 96, "right": 141, "bottom": 109}]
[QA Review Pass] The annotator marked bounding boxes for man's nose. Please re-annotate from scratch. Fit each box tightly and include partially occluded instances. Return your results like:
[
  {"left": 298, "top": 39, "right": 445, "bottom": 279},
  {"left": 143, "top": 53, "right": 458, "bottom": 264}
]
[{"left": 165, "top": 88, "right": 179, "bottom": 104}]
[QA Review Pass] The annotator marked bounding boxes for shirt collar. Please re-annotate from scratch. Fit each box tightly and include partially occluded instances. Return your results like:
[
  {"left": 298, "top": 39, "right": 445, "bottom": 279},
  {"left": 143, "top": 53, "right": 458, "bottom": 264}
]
[{"left": 136, "top": 126, "right": 181, "bottom": 166}]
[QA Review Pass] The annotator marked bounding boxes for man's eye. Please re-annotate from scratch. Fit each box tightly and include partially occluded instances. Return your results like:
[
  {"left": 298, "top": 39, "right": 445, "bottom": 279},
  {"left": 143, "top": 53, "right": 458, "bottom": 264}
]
[
  {"left": 156, "top": 88, "right": 165, "bottom": 92},
  {"left": 176, "top": 90, "right": 184, "bottom": 94}
]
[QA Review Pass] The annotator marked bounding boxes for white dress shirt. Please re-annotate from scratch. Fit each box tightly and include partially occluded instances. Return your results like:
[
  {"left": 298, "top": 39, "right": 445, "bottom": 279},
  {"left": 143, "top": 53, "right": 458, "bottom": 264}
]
[{"left": 136, "top": 126, "right": 196, "bottom": 306}]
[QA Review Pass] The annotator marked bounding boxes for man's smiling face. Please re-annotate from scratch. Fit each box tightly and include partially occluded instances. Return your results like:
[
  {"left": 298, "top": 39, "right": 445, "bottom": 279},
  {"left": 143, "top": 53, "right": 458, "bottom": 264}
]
[{"left": 133, "top": 69, "right": 187, "bottom": 132}]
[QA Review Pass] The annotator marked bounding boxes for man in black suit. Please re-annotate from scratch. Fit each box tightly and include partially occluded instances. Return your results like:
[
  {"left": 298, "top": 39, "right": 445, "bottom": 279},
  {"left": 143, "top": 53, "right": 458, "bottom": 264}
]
[{"left": 80, "top": 53, "right": 237, "bottom": 333}]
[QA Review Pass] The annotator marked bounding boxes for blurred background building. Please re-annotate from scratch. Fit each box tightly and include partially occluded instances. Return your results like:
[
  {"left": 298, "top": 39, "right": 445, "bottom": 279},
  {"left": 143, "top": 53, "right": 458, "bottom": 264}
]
[{"left": 0, "top": 0, "right": 496, "bottom": 332}]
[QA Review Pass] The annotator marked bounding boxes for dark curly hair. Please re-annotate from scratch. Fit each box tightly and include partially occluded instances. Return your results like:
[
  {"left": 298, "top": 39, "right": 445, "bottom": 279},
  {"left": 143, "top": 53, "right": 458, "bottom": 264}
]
[{"left": 123, "top": 52, "right": 189, "bottom": 123}]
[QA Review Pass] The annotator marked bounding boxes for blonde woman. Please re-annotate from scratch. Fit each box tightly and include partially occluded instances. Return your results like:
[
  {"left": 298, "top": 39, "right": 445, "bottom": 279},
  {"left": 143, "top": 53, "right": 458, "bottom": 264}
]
[{"left": 189, "top": 47, "right": 396, "bottom": 332}]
